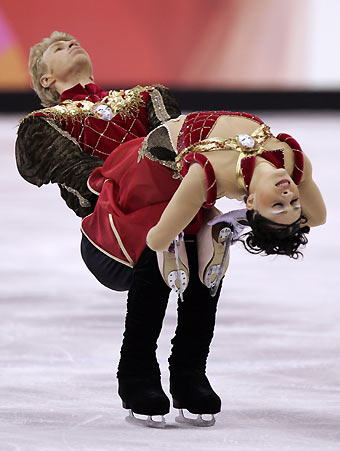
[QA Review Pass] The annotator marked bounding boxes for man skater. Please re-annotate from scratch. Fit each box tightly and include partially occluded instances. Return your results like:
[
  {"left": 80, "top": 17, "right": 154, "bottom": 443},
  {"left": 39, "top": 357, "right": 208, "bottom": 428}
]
[{"left": 16, "top": 31, "right": 222, "bottom": 427}]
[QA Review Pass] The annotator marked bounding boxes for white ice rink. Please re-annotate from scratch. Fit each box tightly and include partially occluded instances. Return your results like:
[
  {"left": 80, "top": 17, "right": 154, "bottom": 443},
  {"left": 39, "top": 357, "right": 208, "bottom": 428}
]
[{"left": 0, "top": 112, "right": 339, "bottom": 450}]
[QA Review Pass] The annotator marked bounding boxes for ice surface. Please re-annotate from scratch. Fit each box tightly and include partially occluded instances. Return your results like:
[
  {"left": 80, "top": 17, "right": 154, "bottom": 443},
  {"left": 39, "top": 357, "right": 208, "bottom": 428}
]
[{"left": 0, "top": 112, "right": 339, "bottom": 450}]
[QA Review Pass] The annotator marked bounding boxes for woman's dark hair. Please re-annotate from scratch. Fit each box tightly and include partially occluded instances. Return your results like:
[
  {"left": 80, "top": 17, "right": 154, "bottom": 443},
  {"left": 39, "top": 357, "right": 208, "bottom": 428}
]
[{"left": 240, "top": 210, "right": 310, "bottom": 259}]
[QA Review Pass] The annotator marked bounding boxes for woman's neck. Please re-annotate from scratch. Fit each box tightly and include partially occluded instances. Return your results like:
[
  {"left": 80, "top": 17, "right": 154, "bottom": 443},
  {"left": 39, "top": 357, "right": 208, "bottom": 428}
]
[{"left": 248, "top": 159, "right": 277, "bottom": 193}]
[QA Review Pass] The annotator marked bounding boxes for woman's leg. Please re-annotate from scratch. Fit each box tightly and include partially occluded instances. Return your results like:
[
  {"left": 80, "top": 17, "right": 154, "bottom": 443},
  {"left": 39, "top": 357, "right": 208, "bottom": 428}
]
[
  {"left": 117, "top": 246, "right": 171, "bottom": 415},
  {"left": 168, "top": 235, "right": 222, "bottom": 414}
]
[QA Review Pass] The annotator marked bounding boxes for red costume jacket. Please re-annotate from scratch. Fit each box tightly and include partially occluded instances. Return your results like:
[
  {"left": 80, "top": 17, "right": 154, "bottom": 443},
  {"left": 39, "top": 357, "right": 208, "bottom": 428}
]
[
  {"left": 31, "top": 83, "right": 154, "bottom": 160},
  {"left": 16, "top": 83, "right": 181, "bottom": 218}
]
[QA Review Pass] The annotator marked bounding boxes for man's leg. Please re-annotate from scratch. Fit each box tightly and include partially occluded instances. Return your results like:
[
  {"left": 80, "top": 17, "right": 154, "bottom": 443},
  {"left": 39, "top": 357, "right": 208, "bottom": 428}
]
[
  {"left": 117, "top": 246, "right": 171, "bottom": 416},
  {"left": 168, "top": 235, "right": 222, "bottom": 414}
]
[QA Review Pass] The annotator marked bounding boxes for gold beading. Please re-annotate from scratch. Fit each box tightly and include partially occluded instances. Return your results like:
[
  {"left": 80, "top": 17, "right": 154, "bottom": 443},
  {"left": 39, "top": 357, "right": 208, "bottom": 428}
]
[{"left": 175, "top": 124, "right": 276, "bottom": 191}]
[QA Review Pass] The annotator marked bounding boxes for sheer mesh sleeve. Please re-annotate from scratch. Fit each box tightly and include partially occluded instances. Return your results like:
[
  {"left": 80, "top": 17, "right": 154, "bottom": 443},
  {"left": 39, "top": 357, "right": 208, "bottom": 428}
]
[{"left": 15, "top": 116, "right": 103, "bottom": 217}]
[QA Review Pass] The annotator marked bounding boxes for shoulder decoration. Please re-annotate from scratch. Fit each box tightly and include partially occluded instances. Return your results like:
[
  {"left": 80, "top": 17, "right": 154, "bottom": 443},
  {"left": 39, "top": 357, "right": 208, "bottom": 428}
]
[
  {"left": 22, "top": 85, "right": 163, "bottom": 124},
  {"left": 137, "top": 124, "right": 181, "bottom": 179},
  {"left": 149, "top": 89, "right": 171, "bottom": 124},
  {"left": 181, "top": 153, "right": 217, "bottom": 208},
  {"left": 276, "top": 133, "right": 304, "bottom": 186}
]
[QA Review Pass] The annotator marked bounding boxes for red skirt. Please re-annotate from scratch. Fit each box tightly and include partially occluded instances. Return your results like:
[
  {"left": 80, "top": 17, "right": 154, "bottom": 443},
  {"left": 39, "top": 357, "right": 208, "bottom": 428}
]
[{"left": 81, "top": 137, "right": 183, "bottom": 267}]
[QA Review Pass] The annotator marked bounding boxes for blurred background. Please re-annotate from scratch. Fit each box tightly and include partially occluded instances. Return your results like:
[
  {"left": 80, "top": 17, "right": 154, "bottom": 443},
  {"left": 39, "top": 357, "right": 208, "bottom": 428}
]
[{"left": 1, "top": 0, "right": 339, "bottom": 112}]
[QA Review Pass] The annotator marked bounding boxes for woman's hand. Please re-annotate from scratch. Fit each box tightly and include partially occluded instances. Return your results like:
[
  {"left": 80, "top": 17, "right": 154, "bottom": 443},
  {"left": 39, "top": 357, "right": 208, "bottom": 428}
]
[{"left": 208, "top": 208, "right": 248, "bottom": 241}]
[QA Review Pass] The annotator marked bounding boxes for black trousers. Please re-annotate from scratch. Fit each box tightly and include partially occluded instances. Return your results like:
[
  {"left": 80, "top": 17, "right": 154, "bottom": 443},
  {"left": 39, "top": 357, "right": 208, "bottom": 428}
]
[
  {"left": 81, "top": 234, "right": 133, "bottom": 291},
  {"left": 80, "top": 233, "right": 222, "bottom": 379},
  {"left": 116, "top": 236, "right": 222, "bottom": 380}
]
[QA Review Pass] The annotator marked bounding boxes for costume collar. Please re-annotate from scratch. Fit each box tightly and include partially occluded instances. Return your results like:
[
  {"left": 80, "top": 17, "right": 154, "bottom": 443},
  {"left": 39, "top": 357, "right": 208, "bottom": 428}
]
[{"left": 61, "top": 83, "right": 107, "bottom": 102}]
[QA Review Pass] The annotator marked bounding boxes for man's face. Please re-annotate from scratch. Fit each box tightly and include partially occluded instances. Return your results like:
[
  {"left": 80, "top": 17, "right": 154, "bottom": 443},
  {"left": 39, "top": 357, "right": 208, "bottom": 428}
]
[{"left": 40, "top": 39, "right": 93, "bottom": 88}]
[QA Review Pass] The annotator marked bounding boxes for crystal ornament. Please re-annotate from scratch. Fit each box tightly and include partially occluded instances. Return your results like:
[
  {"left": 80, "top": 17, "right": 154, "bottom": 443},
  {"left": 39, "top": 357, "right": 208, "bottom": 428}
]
[
  {"left": 238, "top": 134, "right": 255, "bottom": 149},
  {"left": 93, "top": 104, "right": 114, "bottom": 121}
]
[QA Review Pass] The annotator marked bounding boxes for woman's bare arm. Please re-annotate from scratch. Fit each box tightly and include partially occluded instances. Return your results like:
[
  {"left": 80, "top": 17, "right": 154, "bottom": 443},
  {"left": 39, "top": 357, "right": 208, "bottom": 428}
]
[
  {"left": 147, "top": 164, "right": 206, "bottom": 251},
  {"left": 299, "top": 154, "right": 327, "bottom": 227}
]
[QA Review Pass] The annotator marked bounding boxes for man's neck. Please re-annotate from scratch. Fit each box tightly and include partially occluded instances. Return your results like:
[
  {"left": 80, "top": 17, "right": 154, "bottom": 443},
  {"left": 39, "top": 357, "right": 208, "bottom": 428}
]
[{"left": 55, "top": 76, "right": 95, "bottom": 96}]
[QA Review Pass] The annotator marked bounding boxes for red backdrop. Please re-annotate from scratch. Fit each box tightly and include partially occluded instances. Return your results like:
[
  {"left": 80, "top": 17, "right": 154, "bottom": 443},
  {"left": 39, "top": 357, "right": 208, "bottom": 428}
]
[{"left": 0, "top": 0, "right": 310, "bottom": 90}]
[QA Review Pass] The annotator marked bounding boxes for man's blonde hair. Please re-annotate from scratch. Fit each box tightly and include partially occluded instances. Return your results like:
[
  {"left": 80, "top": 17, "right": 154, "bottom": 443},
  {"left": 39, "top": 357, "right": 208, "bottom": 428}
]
[{"left": 29, "top": 31, "right": 79, "bottom": 107}]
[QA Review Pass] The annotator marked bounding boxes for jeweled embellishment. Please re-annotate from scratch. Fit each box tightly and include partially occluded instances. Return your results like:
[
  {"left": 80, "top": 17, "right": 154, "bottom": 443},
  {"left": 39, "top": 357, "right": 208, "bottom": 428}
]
[
  {"left": 93, "top": 104, "right": 114, "bottom": 121},
  {"left": 150, "top": 89, "right": 171, "bottom": 123},
  {"left": 23, "top": 85, "right": 162, "bottom": 124},
  {"left": 238, "top": 134, "right": 255, "bottom": 149},
  {"left": 137, "top": 144, "right": 146, "bottom": 163}
]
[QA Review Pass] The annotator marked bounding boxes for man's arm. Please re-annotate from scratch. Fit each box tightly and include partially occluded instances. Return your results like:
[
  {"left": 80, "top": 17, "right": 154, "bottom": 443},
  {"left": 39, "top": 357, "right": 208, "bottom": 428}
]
[{"left": 15, "top": 116, "right": 103, "bottom": 217}]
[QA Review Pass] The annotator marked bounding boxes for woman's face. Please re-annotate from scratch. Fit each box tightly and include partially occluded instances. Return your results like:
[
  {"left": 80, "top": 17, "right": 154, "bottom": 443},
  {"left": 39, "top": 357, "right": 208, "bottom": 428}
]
[{"left": 247, "top": 168, "right": 301, "bottom": 225}]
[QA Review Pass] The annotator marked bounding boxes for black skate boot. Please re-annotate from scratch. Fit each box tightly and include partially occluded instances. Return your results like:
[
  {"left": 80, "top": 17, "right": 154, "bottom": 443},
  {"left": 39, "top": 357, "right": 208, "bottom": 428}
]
[
  {"left": 168, "top": 236, "right": 223, "bottom": 427},
  {"left": 170, "top": 371, "right": 221, "bottom": 426},
  {"left": 119, "top": 376, "right": 170, "bottom": 427},
  {"left": 117, "top": 247, "right": 171, "bottom": 427}
]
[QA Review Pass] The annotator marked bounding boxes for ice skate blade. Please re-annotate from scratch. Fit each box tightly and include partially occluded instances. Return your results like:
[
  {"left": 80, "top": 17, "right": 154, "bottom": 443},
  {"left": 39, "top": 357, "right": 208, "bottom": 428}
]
[
  {"left": 168, "top": 270, "right": 188, "bottom": 294},
  {"left": 157, "top": 234, "right": 189, "bottom": 302},
  {"left": 205, "top": 243, "right": 231, "bottom": 297},
  {"left": 175, "top": 409, "right": 216, "bottom": 427},
  {"left": 202, "top": 226, "right": 232, "bottom": 297},
  {"left": 125, "top": 409, "right": 166, "bottom": 428}
]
